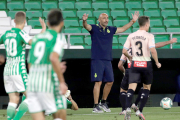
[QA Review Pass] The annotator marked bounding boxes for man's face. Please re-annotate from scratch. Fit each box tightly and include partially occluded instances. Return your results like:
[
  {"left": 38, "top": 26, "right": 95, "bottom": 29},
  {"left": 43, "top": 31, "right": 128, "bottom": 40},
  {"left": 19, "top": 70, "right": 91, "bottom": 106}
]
[{"left": 98, "top": 14, "right": 109, "bottom": 27}]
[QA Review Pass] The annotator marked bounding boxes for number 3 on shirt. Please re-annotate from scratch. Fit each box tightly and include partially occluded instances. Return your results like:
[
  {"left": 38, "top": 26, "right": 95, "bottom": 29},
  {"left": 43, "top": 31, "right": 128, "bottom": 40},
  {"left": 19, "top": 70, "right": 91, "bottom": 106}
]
[
  {"left": 136, "top": 41, "right": 143, "bottom": 56},
  {"left": 34, "top": 41, "right": 45, "bottom": 64},
  {"left": 5, "top": 39, "right": 17, "bottom": 56}
]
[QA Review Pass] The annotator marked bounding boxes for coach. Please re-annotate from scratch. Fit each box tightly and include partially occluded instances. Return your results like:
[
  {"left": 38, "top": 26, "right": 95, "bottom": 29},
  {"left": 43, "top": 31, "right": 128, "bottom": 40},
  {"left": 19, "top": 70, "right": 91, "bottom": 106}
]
[{"left": 83, "top": 12, "right": 139, "bottom": 113}]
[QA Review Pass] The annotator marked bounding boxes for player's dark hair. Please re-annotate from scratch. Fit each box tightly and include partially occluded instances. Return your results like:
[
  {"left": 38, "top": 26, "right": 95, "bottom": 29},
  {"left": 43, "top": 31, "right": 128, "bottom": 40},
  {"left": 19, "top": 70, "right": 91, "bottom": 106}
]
[
  {"left": 138, "top": 16, "right": 150, "bottom": 27},
  {"left": 48, "top": 9, "right": 63, "bottom": 26}
]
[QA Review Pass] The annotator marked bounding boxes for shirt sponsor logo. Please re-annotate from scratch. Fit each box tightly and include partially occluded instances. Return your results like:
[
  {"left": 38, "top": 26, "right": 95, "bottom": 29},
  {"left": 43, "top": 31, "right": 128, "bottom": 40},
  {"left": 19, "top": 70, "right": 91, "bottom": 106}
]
[
  {"left": 107, "top": 29, "right": 110, "bottom": 33},
  {"left": 134, "top": 61, "right": 147, "bottom": 68}
]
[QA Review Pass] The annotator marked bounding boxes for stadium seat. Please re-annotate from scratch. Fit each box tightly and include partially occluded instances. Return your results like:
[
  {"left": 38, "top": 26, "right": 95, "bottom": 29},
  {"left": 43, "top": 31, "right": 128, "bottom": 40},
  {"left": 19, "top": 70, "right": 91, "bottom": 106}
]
[
  {"left": 43, "top": 11, "right": 49, "bottom": 19},
  {"left": 172, "top": 34, "right": 180, "bottom": 48},
  {"left": 26, "top": 10, "right": 43, "bottom": 19},
  {"left": 111, "top": 8, "right": 128, "bottom": 19},
  {"left": 124, "top": 27, "right": 132, "bottom": 33},
  {"left": 142, "top": 0, "right": 158, "bottom": 10},
  {"left": 155, "top": 35, "right": 170, "bottom": 49},
  {"left": 8, "top": 9, "right": 26, "bottom": 19},
  {"left": 77, "top": 8, "right": 94, "bottom": 19},
  {"left": 70, "top": 35, "right": 85, "bottom": 45},
  {"left": 7, "top": 0, "right": 24, "bottom": 11},
  {"left": 114, "top": 17, "right": 130, "bottom": 27},
  {"left": 0, "top": 11, "right": 7, "bottom": 17},
  {"left": 79, "top": 17, "right": 96, "bottom": 26},
  {"left": 93, "top": 8, "right": 111, "bottom": 19},
  {"left": 62, "top": 9, "right": 77, "bottom": 19},
  {"left": 133, "top": 27, "right": 139, "bottom": 32},
  {"left": 23, "top": 25, "right": 32, "bottom": 34},
  {"left": 176, "top": 2, "right": 180, "bottom": 10},
  {"left": 125, "top": 0, "right": 142, "bottom": 10},
  {"left": 84, "top": 36, "right": 91, "bottom": 45},
  {"left": 167, "top": 26, "right": 180, "bottom": 32},
  {"left": 128, "top": 8, "right": 144, "bottom": 19},
  {"left": 30, "top": 29, "right": 42, "bottom": 35},
  {"left": 42, "top": 1, "right": 58, "bottom": 10},
  {"left": 92, "top": 1, "right": 108, "bottom": 10},
  {"left": 25, "top": 0, "right": 41, "bottom": 10},
  {"left": 113, "top": 35, "right": 119, "bottom": 49},
  {"left": 84, "top": 45, "right": 91, "bottom": 49},
  {"left": 75, "top": 0, "right": 92, "bottom": 10},
  {"left": 59, "top": 1, "right": 75, "bottom": 10},
  {"left": 64, "top": 26, "right": 82, "bottom": 33},
  {"left": 0, "top": 26, "right": 12, "bottom": 34},
  {"left": 11, "top": 19, "right": 27, "bottom": 27},
  {"left": 119, "top": 35, "right": 128, "bottom": 46},
  {"left": 82, "top": 28, "right": 89, "bottom": 33},
  {"left": 150, "top": 17, "right": 164, "bottom": 27},
  {"left": 28, "top": 18, "right": 41, "bottom": 28},
  {"left": 64, "top": 17, "right": 79, "bottom": 28},
  {"left": 161, "top": 8, "right": 177, "bottom": 18},
  {"left": 0, "top": 0, "right": 6, "bottom": 9},
  {"left": 0, "top": 17, "right": 11, "bottom": 26},
  {"left": 164, "top": 17, "right": 180, "bottom": 27},
  {"left": 109, "top": 1, "right": 125, "bottom": 10},
  {"left": 159, "top": 0, "right": 175, "bottom": 10},
  {"left": 150, "top": 26, "right": 166, "bottom": 33},
  {"left": 144, "top": 8, "right": 161, "bottom": 17},
  {"left": 96, "top": 16, "right": 113, "bottom": 26}
]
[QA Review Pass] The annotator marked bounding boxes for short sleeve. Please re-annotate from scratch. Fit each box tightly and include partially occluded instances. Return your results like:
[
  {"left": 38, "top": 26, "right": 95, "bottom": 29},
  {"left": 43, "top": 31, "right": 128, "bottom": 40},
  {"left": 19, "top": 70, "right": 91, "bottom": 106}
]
[
  {"left": 88, "top": 24, "right": 95, "bottom": 34},
  {"left": 149, "top": 34, "right": 155, "bottom": 48},
  {"left": 123, "top": 35, "right": 131, "bottom": 50},
  {"left": 62, "top": 34, "right": 67, "bottom": 45},
  {"left": 111, "top": 26, "right": 117, "bottom": 34},
  {"left": 0, "top": 33, "right": 4, "bottom": 44},
  {"left": 53, "top": 34, "right": 64, "bottom": 55},
  {"left": 20, "top": 30, "right": 32, "bottom": 44},
  {"left": 120, "top": 54, "right": 127, "bottom": 62}
]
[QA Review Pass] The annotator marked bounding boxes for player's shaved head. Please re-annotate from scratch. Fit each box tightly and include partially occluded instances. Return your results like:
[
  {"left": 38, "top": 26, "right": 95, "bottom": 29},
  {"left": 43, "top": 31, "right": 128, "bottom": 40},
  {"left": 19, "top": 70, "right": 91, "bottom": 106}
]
[
  {"left": 138, "top": 16, "right": 150, "bottom": 27},
  {"left": 98, "top": 13, "right": 109, "bottom": 28},
  {"left": 15, "top": 11, "right": 26, "bottom": 25}
]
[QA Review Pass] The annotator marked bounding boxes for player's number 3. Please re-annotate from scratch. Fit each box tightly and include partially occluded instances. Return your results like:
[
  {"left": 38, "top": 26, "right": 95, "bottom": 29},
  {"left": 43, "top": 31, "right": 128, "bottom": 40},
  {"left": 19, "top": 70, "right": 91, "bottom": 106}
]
[
  {"left": 5, "top": 38, "right": 17, "bottom": 57},
  {"left": 34, "top": 41, "right": 45, "bottom": 64}
]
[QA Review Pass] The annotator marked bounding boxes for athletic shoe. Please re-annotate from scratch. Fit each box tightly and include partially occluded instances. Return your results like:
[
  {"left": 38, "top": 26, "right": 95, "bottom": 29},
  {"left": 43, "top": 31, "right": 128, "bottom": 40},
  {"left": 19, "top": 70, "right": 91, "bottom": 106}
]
[
  {"left": 99, "top": 102, "right": 111, "bottom": 112},
  {"left": 131, "top": 103, "right": 139, "bottom": 112},
  {"left": 136, "top": 110, "right": 145, "bottom": 120},
  {"left": 119, "top": 110, "right": 126, "bottom": 115},
  {"left": 92, "top": 105, "right": 104, "bottom": 113},
  {"left": 124, "top": 108, "right": 131, "bottom": 120}
]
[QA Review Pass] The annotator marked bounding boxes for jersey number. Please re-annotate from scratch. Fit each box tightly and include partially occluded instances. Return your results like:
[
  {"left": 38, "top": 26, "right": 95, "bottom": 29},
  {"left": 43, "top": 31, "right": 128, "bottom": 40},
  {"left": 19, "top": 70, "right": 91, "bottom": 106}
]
[
  {"left": 34, "top": 42, "right": 45, "bottom": 64},
  {"left": 136, "top": 41, "right": 143, "bottom": 56},
  {"left": 5, "top": 39, "right": 17, "bottom": 56}
]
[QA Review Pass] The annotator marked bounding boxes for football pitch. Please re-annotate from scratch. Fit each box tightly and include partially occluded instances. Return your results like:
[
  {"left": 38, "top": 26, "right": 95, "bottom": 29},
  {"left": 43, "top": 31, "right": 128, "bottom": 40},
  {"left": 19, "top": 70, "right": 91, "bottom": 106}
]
[{"left": 0, "top": 107, "right": 180, "bottom": 120}]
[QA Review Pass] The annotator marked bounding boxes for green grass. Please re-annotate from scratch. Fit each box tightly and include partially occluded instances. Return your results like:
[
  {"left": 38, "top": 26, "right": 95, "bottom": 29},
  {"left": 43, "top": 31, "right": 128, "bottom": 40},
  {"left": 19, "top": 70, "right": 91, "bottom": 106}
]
[{"left": 0, "top": 107, "right": 180, "bottom": 120}]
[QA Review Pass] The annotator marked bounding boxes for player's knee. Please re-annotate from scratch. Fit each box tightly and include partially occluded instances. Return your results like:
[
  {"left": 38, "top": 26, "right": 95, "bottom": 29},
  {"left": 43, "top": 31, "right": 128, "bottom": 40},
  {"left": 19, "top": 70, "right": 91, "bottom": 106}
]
[
  {"left": 106, "top": 82, "right": 113, "bottom": 86},
  {"left": 95, "top": 81, "right": 102, "bottom": 87}
]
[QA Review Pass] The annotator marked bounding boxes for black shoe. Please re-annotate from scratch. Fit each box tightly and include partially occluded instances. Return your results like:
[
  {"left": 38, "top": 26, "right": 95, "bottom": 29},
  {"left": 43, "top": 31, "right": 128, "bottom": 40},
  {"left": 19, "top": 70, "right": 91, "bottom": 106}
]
[
  {"left": 99, "top": 102, "right": 111, "bottom": 112},
  {"left": 92, "top": 105, "right": 104, "bottom": 113}
]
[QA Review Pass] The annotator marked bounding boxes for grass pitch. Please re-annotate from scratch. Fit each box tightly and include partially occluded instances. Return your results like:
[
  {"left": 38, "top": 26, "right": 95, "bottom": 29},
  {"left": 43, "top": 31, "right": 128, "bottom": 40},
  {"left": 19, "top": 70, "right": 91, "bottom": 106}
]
[{"left": 0, "top": 107, "right": 179, "bottom": 120}]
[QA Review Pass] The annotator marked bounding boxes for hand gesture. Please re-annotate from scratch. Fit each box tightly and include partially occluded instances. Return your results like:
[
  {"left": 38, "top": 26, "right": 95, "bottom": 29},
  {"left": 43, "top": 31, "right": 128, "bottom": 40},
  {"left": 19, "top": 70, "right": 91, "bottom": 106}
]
[
  {"left": 60, "top": 82, "right": 68, "bottom": 95},
  {"left": 132, "top": 11, "right": 140, "bottom": 22},
  {"left": 82, "top": 13, "right": 89, "bottom": 21},
  {"left": 39, "top": 17, "right": 46, "bottom": 31},
  {"left": 170, "top": 38, "right": 177, "bottom": 44},
  {"left": 156, "top": 63, "right": 161, "bottom": 68}
]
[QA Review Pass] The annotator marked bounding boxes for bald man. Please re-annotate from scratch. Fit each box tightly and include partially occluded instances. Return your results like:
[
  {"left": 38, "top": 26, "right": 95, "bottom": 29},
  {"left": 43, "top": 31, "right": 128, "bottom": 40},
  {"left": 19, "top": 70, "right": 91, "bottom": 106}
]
[{"left": 82, "top": 12, "right": 140, "bottom": 113}]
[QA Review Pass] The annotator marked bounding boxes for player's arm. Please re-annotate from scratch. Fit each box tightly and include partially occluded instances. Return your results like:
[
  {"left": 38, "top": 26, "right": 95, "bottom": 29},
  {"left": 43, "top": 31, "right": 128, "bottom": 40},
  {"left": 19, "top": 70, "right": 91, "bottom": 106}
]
[
  {"left": 155, "top": 38, "right": 177, "bottom": 48},
  {"left": 150, "top": 47, "right": 161, "bottom": 68},
  {"left": 68, "top": 95, "right": 78, "bottom": 110},
  {"left": 82, "top": 13, "right": 92, "bottom": 31},
  {"left": 122, "top": 36, "right": 132, "bottom": 62},
  {"left": 116, "top": 11, "right": 140, "bottom": 33},
  {"left": 118, "top": 60, "right": 126, "bottom": 75}
]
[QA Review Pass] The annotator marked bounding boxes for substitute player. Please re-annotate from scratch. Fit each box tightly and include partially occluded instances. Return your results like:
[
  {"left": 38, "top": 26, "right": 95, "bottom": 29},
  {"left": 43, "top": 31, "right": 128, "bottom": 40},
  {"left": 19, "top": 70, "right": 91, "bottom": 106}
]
[
  {"left": 123, "top": 16, "right": 162, "bottom": 120},
  {"left": 83, "top": 11, "right": 140, "bottom": 113},
  {"left": 27, "top": 9, "right": 68, "bottom": 120},
  {"left": 118, "top": 38, "right": 177, "bottom": 115},
  {"left": 0, "top": 12, "right": 46, "bottom": 120}
]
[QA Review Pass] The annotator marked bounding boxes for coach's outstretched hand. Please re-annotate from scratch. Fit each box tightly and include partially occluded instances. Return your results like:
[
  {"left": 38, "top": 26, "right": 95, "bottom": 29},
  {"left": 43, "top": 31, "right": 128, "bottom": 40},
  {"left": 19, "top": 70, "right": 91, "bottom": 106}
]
[
  {"left": 131, "top": 11, "right": 140, "bottom": 22},
  {"left": 156, "top": 63, "right": 161, "bottom": 68},
  {"left": 82, "top": 13, "right": 89, "bottom": 21},
  {"left": 170, "top": 38, "right": 177, "bottom": 44}
]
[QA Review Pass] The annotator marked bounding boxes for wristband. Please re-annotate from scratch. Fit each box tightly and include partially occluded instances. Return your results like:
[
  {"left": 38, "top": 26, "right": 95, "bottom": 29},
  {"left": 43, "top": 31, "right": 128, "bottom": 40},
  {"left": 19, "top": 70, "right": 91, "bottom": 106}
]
[{"left": 131, "top": 20, "right": 136, "bottom": 24}]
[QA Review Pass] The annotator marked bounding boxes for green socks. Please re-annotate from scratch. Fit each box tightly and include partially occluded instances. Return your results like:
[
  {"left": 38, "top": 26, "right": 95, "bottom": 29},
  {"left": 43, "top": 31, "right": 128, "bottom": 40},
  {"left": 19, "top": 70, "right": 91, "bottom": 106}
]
[
  {"left": 7, "top": 103, "right": 17, "bottom": 120},
  {"left": 13, "top": 99, "right": 28, "bottom": 120}
]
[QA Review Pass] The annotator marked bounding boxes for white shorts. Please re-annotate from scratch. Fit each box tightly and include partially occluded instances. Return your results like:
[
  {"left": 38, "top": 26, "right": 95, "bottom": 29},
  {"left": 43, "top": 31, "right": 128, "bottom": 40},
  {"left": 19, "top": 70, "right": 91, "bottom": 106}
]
[
  {"left": 4, "top": 75, "right": 26, "bottom": 93},
  {"left": 27, "top": 92, "right": 67, "bottom": 115}
]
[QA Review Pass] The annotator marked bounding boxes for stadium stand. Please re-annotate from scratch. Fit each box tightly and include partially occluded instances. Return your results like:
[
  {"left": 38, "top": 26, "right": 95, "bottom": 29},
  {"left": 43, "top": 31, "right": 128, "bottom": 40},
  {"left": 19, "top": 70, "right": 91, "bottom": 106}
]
[{"left": 0, "top": 0, "right": 180, "bottom": 48}]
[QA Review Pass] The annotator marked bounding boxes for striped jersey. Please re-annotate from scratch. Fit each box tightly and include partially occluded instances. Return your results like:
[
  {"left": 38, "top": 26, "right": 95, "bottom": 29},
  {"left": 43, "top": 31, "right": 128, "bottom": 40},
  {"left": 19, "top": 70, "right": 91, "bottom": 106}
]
[
  {"left": 0, "top": 28, "right": 31, "bottom": 76},
  {"left": 28, "top": 29, "right": 64, "bottom": 93}
]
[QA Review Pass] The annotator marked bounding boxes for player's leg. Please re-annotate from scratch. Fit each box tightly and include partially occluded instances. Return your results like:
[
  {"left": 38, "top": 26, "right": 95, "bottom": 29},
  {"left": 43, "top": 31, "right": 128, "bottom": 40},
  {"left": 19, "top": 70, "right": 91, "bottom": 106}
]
[
  {"left": 31, "top": 112, "right": 45, "bottom": 120},
  {"left": 100, "top": 60, "right": 114, "bottom": 112},
  {"left": 91, "top": 60, "right": 104, "bottom": 113},
  {"left": 53, "top": 110, "right": 66, "bottom": 120}
]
